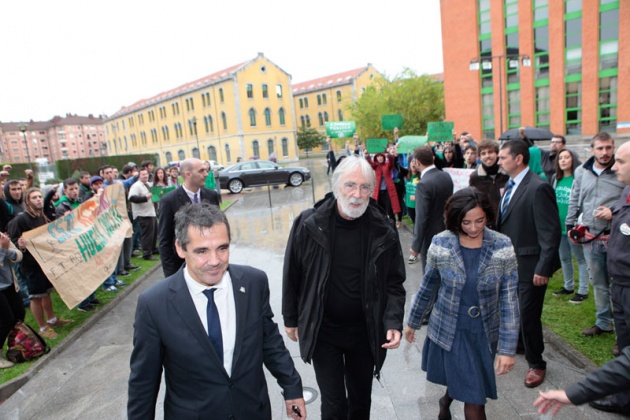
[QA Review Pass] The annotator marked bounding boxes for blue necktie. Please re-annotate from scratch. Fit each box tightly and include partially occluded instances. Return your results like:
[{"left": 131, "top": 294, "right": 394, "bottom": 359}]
[
  {"left": 501, "top": 179, "right": 515, "bottom": 221},
  {"left": 193, "top": 193, "right": 199, "bottom": 204},
  {"left": 202, "top": 288, "right": 223, "bottom": 363}
]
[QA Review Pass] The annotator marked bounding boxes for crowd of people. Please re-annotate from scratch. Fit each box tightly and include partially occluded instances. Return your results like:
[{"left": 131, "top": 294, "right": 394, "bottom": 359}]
[
  {"left": 1, "top": 128, "right": 630, "bottom": 419},
  {"left": 0, "top": 158, "right": 220, "bottom": 369}
]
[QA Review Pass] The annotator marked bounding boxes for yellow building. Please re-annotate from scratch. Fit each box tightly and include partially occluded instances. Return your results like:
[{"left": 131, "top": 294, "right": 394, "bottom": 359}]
[
  {"left": 292, "top": 64, "right": 381, "bottom": 151},
  {"left": 106, "top": 53, "right": 298, "bottom": 167}
]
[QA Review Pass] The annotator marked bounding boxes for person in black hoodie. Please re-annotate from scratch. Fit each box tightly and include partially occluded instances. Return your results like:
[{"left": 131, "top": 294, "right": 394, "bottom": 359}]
[{"left": 469, "top": 140, "right": 509, "bottom": 226}]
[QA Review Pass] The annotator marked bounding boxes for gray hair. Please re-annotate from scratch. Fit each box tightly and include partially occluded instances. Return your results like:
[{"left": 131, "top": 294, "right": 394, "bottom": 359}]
[
  {"left": 174, "top": 203, "right": 230, "bottom": 250},
  {"left": 331, "top": 155, "right": 375, "bottom": 199}
]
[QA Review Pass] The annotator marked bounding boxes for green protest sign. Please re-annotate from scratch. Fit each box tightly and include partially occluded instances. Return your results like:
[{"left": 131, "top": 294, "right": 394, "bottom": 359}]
[
  {"left": 396, "top": 136, "right": 428, "bottom": 154},
  {"left": 366, "top": 138, "right": 389, "bottom": 154},
  {"left": 326, "top": 121, "right": 356, "bottom": 139},
  {"left": 427, "top": 121, "right": 455, "bottom": 143},
  {"left": 381, "top": 114, "right": 403, "bottom": 131},
  {"left": 151, "top": 186, "right": 175, "bottom": 203}
]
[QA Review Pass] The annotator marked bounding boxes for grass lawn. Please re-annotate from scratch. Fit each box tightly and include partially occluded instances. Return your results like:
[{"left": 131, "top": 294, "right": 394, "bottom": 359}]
[{"left": 0, "top": 255, "right": 160, "bottom": 385}]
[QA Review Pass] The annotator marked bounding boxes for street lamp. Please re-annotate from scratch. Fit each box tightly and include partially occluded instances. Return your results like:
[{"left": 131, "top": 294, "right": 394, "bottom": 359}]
[
  {"left": 191, "top": 116, "right": 200, "bottom": 159},
  {"left": 469, "top": 54, "right": 531, "bottom": 135},
  {"left": 18, "top": 124, "right": 33, "bottom": 170}
]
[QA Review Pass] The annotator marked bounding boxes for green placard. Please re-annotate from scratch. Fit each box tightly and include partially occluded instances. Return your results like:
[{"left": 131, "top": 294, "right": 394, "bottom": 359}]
[
  {"left": 151, "top": 185, "right": 175, "bottom": 202},
  {"left": 366, "top": 138, "right": 389, "bottom": 154},
  {"left": 381, "top": 114, "right": 403, "bottom": 131},
  {"left": 396, "top": 136, "right": 428, "bottom": 154},
  {"left": 326, "top": 121, "right": 356, "bottom": 139},
  {"left": 427, "top": 121, "right": 455, "bottom": 143}
]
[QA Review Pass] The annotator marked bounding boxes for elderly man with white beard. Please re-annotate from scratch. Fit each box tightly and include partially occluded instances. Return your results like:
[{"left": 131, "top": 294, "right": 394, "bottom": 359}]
[{"left": 283, "top": 156, "right": 406, "bottom": 419}]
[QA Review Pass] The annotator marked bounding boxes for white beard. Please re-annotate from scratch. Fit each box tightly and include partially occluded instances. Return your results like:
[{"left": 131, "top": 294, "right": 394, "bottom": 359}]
[{"left": 338, "top": 196, "right": 368, "bottom": 219}]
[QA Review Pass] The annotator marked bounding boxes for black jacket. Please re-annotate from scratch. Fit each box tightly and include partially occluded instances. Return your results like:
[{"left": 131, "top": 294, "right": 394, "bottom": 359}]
[{"left": 282, "top": 193, "right": 406, "bottom": 377}]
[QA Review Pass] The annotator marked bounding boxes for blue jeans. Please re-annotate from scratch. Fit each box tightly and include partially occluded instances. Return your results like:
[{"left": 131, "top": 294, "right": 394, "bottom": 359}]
[
  {"left": 558, "top": 235, "right": 589, "bottom": 295},
  {"left": 582, "top": 240, "right": 613, "bottom": 331}
]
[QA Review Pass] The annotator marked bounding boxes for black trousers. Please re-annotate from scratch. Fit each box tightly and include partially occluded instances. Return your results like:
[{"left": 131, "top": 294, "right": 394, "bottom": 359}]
[
  {"left": 610, "top": 283, "right": 630, "bottom": 407},
  {"left": 0, "top": 285, "right": 26, "bottom": 347},
  {"left": 517, "top": 280, "right": 547, "bottom": 370},
  {"left": 137, "top": 217, "right": 157, "bottom": 258},
  {"left": 312, "top": 325, "right": 374, "bottom": 420}
]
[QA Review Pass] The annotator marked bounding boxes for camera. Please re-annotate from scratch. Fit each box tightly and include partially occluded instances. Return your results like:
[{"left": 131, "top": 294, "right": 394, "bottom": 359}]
[{"left": 569, "top": 225, "right": 588, "bottom": 241}]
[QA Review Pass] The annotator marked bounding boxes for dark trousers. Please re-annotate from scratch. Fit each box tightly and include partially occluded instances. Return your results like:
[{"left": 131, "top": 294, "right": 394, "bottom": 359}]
[
  {"left": 312, "top": 325, "right": 374, "bottom": 420},
  {"left": 517, "top": 280, "right": 547, "bottom": 370},
  {"left": 394, "top": 180, "right": 405, "bottom": 221},
  {"left": 0, "top": 285, "right": 26, "bottom": 347},
  {"left": 377, "top": 190, "right": 395, "bottom": 220},
  {"left": 137, "top": 217, "right": 157, "bottom": 258},
  {"left": 406, "top": 207, "right": 415, "bottom": 226}
]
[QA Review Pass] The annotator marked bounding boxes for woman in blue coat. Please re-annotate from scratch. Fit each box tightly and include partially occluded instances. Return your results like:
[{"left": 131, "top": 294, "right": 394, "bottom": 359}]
[{"left": 405, "top": 187, "right": 520, "bottom": 420}]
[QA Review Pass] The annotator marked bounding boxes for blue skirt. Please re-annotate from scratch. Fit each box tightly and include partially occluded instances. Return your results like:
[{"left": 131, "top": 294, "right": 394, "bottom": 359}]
[{"left": 421, "top": 310, "right": 497, "bottom": 405}]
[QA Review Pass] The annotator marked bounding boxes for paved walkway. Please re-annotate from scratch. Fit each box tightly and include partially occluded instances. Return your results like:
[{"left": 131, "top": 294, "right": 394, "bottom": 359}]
[{"left": 0, "top": 162, "right": 625, "bottom": 419}]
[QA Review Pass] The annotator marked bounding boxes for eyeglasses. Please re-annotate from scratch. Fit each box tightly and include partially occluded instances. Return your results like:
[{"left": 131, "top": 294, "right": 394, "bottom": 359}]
[
  {"left": 342, "top": 182, "right": 372, "bottom": 194},
  {"left": 550, "top": 140, "right": 563, "bottom": 144}
]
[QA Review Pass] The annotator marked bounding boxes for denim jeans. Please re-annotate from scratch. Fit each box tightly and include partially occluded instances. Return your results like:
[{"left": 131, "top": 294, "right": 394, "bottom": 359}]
[
  {"left": 558, "top": 235, "right": 590, "bottom": 295},
  {"left": 582, "top": 240, "right": 613, "bottom": 331}
]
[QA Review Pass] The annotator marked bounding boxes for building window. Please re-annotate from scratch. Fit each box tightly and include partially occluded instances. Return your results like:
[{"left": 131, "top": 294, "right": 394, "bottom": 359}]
[
  {"left": 336, "top": 90, "right": 342, "bottom": 102},
  {"left": 599, "top": 5, "right": 619, "bottom": 70},
  {"left": 247, "top": 84, "right": 253, "bottom": 99},
  {"left": 565, "top": 15, "right": 582, "bottom": 76},
  {"left": 207, "top": 145, "right": 217, "bottom": 161},
  {"left": 565, "top": 81, "right": 582, "bottom": 134},
  {"left": 165, "top": 151, "right": 173, "bottom": 163},
  {"left": 300, "top": 116, "right": 305, "bottom": 127},
  {"left": 252, "top": 140, "right": 260, "bottom": 158},
  {"left": 267, "top": 138, "right": 274, "bottom": 155},
  {"left": 202, "top": 92, "right": 211, "bottom": 107},
  {"left": 599, "top": 76, "right": 617, "bottom": 132},
  {"left": 299, "top": 98, "right": 303, "bottom": 109},
  {"left": 192, "top": 147, "right": 200, "bottom": 159},
  {"left": 225, "top": 143, "right": 231, "bottom": 163},
  {"left": 338, "top": 110, "right": 343, "bottom": 121},
  {"left": 322, "top": 93, "right": 327, "bottom": 105},
  {"left": 178, "top": 149, "right": 186, "bottom": 161},
  {"left": 481, "top": 93, "right": 494, "bottom": 138},
  {"left": 534, "top": 25, "right": 550, "bottom": 80},
  {"left": 535, "top": 85, "right": 551, "bottom": 127},
  {"left": 318, "top": 113, "right": 324, "bottom": 126},
  {"left": 279, "top": 108, "right": 286, "bottom": 125},
  {"left": 221, "top": 112, "right": 227, "bottom": 130},
  {"left": 323, "top": 111, "right": 329, "bottom": 122},
  {"left": 262, "top": 84, "right": 268, "bottom": 98},
  {"left": 204, "top": 115, "right": 214, "bottom": 133},
  {"left": 282, "top": 138, "right": 288, "bottom": 157},
  {"left": 264, "top": 108, "right": 271, "bottom": 126},
  {"left": 317, "top": 95, "right": 322, "bottom": 106},
  {"left": 219, "top": 88, "right": 224, "bottom": 103},
  {"left": 249, "top": 108, "right": 256, "bottom": 127},
  {"left": 305, "top": 115, "right": 311, "bottom": 127},
  {"left": 276, "top": 84, "right": 283, "bottom": 98},
  {"left": 507, "top": 89, "right": 521, "bottom": 128},
  {"left": 188, "top": 119, "right": 194, "bottom": 136}
]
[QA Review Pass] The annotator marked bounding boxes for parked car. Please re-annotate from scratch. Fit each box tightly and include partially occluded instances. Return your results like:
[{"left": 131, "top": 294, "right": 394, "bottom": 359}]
[{"left": 218, "top": 160, "right": 311, "bottom": 194}]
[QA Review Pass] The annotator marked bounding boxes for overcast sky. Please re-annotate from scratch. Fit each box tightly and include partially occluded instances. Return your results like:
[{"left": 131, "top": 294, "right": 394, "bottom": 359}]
[{"left": 1, "top": 0, "right": 443, "bottom": 123}]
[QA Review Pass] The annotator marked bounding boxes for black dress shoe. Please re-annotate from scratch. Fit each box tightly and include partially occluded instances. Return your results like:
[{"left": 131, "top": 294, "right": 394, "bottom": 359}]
[
  {"left": 143, "top": 255, "right": 158, "bottom": 261},
  {"left": 118, "top": 270, "right": 130, "bottom": 277},
  {"left": 589, "top": 395, "right": 630, "bottom": 415},
  {"left": 125, "top": 265, "right": 141, "bottom": 271}
]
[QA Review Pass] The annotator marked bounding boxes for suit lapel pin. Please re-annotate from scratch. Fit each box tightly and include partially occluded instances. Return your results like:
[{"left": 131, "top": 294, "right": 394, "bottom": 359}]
[{"left": 239, "top": 287, "right": 246, "bottom": 293}]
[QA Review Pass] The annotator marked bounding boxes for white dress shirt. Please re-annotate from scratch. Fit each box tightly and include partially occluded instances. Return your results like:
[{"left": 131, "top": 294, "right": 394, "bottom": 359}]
[
  {"left": 182, "top": 185, "right": 201, "bottom": 203},
  {"left": 184, "top": 266, "right": 237, "bottom": 376}
]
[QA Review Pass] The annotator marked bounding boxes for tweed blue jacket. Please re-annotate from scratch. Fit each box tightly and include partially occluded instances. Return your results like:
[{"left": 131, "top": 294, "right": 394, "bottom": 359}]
[{"left": 407, "top": 228, "right": 520, "bottom": 356}]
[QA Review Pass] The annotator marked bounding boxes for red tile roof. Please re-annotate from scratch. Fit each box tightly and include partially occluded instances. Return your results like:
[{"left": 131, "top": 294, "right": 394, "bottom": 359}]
[
  {"left": 292, "top": 66, "right": 370, "bottom": 95},
  {"left": 109, "top": 62, "right": 246, "bottom": 118},
  {"left": 0, "top": 114, "right": 104, "bottom": 132}
]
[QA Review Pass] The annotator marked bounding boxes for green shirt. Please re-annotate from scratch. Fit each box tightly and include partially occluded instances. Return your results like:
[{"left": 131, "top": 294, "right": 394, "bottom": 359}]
[
  {"left": 205, "top": 172, "right": 216, "bottom": 190},
  {"left": 555, "top": 175, "right": 574, "bottom": 235},
  {"left": 405, "top": 175, "right": 419, "bottom": 208}
]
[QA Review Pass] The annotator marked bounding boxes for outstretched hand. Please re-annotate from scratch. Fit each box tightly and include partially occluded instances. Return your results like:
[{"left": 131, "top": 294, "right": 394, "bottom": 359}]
[{"left": 533, "top": 390, "right": 572, "bottom": 417}]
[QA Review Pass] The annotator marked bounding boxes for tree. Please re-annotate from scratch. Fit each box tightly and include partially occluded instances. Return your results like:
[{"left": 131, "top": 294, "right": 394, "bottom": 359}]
[
  {"left": 348, "top": 69, "right": 445, "bottom": 142},
  {"left": 296, "top": 125, "right": 323, "bottom": 158}
]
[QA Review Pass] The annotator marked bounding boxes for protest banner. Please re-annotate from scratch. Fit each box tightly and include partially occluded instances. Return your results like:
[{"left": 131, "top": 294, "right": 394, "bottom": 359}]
[
  {"left": 427, "top": 121, "right": 455, "bottom": 143},
  {"left": 381, "top": 114, "right": 403, "bottom": 131},
  {"left": 23, "top": 183, "right": 132, "bottom": 309},
  {"left": 396, "top": 136, "right": 428, "bottom": 154},
  {"left": 366, "top": 138, "right": 389, "bottom": 154},
  {"left": 326, "top": 121, "right": 356, "bottom": 138},
  {"left": 151, "top": 185, "right": 175, "bottom": 202},
  {"left": 443, "top": 168, "right": 475, "bottom": 192}
]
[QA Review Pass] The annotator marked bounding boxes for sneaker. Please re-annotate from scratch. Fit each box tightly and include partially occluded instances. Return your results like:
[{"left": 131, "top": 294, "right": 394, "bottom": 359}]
[
  {"left": 91, "top": 298, "right": 102, "bottom": 305},
  {"left": 118, "top": 270, "right": 130, "bottom": 277},
  {"left": 77, "top": 304, "right": 95, "bottom": 312},
  {"left": 125, "top": 265, "right": 141, "bottom": 271},
  {"left": 553, "top": 287, "right": 574, "bottom": 296},
  {"left": 569, "top": 293, "right": 588, "bottom": 304},
  {"left": 40, "top": 327, "right": 58, "bottom": 339},
  {"left": 104, "top": 285, "right": 118, "bottom": 293},
  {"left": 115, "top": 280, "right": 127, "bottom": 288},
  {"left": 132, "top": 250, "right": 142, "bottom": 257},
  {"left": 408, "top": 255, "right": 418, "bottom": 264},
  {"left": 0, "top": 356, "right": 14, "bottom": 369},
  {"left": 49, "top": 317, "right": 73, "bottom": 327}
]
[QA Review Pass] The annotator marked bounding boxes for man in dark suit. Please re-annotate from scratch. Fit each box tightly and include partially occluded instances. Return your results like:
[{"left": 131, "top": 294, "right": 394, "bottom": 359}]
[
  {"left": 409, "top": 145, "right": 454, "bottom": 268},
  {"left": 158, "top": 158, "right": 220, "bottom": 277},
  {"left": 128, "top": 203, "right": 306, "bottom": 419},
  {"left": 497, "top": 140, "right": 561, "bottom": 389}
]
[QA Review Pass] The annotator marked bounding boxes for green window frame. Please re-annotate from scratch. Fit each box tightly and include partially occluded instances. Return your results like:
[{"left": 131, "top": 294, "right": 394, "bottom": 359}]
[
  {"left": 565, "top": 79, "right": 582, "bottom": 134},
  {"left": 535, "top": 84, "right": 550, "bottom": 127},
  {"left": 599, "top": 3, "right": 619, "bottom": 71},
  {"left": 598, "top": 75, "right": 617, "bottom": 132},
  {"left": 507, "top": 87, "right": 521, "bottom": 129}
]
